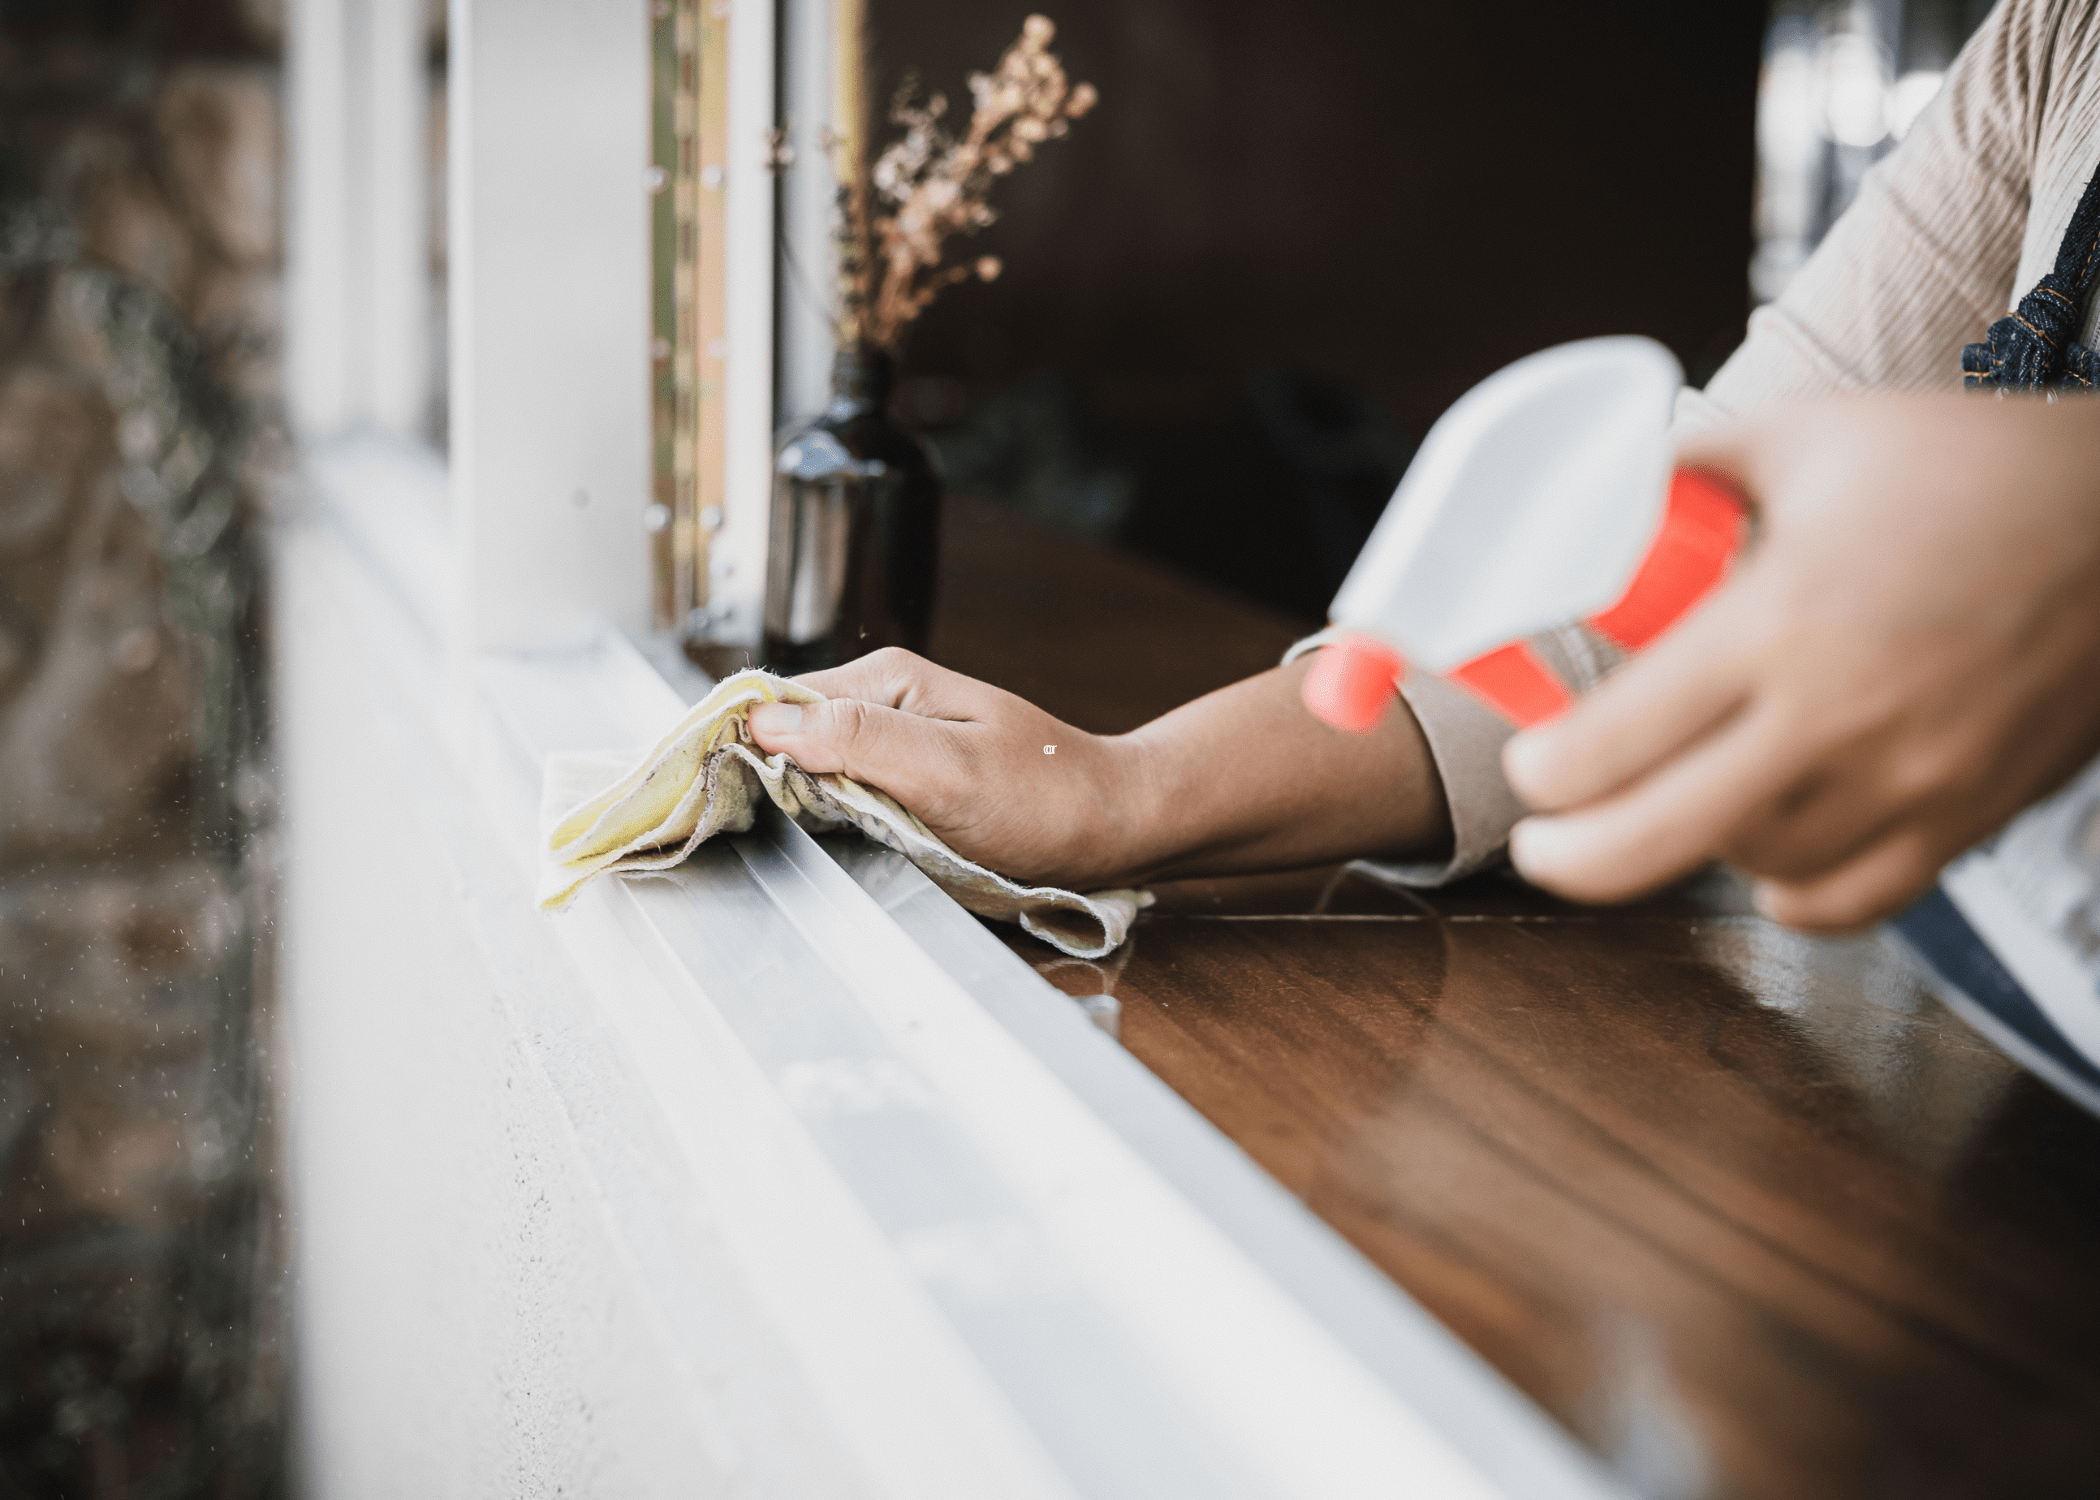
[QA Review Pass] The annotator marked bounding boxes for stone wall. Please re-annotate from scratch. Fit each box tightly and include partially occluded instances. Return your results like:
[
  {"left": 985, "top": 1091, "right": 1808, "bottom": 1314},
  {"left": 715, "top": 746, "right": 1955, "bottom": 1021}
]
[{"left": 0, "top": 1, "right": 285, "bottom": 1494}]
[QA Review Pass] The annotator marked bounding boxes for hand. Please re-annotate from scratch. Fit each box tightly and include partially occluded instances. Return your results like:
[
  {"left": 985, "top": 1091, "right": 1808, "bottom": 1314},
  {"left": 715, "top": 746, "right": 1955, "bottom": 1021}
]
[
  {"left": 748, "top": 648, "right": 1131, "bottom": 888},
  {"left": 1502, "top": 392, "right": 2100, "bottom": 930},
  {"left": 748, "top": 647, "right": 1450, "bottom": 890}
]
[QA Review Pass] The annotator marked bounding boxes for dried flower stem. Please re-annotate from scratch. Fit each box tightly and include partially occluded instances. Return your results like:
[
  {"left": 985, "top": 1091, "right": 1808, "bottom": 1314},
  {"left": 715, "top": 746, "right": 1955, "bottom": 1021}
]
[{"left": 836, "top": 14, "right": 1096, "bottom": 353}]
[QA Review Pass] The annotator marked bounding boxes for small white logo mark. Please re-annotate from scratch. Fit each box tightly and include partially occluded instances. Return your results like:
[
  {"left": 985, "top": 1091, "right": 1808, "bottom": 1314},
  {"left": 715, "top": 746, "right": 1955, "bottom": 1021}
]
[{"left": 1043, "top": 745, "right": 1057, "bottom": 755}]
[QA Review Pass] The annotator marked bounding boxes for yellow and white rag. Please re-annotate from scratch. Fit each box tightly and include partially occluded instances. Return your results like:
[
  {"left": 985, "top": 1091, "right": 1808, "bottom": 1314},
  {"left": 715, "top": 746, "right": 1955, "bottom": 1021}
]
[{"left": 537, "top": 669, "right": 1149, "bottom": 958}]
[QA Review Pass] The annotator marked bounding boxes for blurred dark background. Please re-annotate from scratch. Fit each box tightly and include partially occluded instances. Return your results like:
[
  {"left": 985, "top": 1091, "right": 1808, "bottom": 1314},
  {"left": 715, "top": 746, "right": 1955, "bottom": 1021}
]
[{"left": 867, "top": 0, "right": 1769, "bottom": 621}]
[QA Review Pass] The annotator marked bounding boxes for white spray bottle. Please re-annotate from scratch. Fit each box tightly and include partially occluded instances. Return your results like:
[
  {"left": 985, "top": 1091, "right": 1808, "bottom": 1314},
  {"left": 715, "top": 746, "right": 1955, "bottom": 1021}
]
[{"left": 1302, "top": 336, "right": 1745, "bottom": 732}]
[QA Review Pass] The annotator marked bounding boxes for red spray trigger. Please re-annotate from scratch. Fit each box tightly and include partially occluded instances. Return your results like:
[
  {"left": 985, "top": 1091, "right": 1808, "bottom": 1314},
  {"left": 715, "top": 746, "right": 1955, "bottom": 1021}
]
[
  {"left": 1586, "top": 468, "right": 1746, "bottom": 653},
  {"left": 1302, "top": 634, "right": 1406, "bottom": 733}
]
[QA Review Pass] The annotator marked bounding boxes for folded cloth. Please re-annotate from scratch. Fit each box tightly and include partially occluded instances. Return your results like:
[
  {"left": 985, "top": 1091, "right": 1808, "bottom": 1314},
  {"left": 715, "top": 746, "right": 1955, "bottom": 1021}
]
[{"left": 537, "top": 669, "right": 1150, "bottom": 959}]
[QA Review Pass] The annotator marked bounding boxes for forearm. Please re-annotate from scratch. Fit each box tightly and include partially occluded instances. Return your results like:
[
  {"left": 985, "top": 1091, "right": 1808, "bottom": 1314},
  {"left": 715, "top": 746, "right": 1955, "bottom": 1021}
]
[
  {"left": 1093, "top": 656, "right": 1450, "bottom": 886},
  {"left": 748, "top": 647, "right": 1451, "bottom": 895}
]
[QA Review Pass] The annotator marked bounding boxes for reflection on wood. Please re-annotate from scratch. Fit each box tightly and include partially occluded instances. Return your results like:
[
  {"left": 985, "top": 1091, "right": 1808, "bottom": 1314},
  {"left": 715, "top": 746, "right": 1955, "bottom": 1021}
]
[
  {"left": 1110, "top": 883, "right": 2100, "bottom": 1498},
  {"left": 949, "top": 498, "right": 2100, "bottom": 1499}
]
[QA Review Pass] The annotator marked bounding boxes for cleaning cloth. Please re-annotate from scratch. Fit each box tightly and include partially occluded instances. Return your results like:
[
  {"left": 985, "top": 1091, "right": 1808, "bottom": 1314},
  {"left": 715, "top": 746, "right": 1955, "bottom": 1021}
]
[{"left": 538, "top": 669, "right": 1149, "bottom": 958}]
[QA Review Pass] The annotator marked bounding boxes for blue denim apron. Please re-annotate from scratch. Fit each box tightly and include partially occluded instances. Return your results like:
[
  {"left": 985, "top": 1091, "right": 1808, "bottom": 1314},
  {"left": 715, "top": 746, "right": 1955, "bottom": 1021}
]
[
  {"left": 1960, "top": 170, "right": 2100, "bottom": 390},
  {"left": 1885, "top": 175, "right": 2100, "bottom": 1114}
]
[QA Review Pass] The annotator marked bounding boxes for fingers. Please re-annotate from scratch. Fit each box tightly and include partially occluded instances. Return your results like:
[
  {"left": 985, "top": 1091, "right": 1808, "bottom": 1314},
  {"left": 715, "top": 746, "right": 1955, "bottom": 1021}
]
[
  {"left": 1751, "top": 823, "right": 1953, "bottom": 931},
  {"left": 1504, "top": 585, "right": 1755, "bottom": 812},
  {"left": 1715, "top": 716, "right": 1928, "bottom": 881},
  {"left": 748, "top": 694, "right": 970, "bottom": 808},
  {"left": 788, "top": 648, "right": 922, "bottom": 709},
  {"left": 788, "top": 648, "right": 992, "bottom": 722},
  {"left": 1508, "top": 703, "right": 1795, "bottom": 903},
  {"left": 1718, "top": 771, "right": 1904, "bottom": 885}
]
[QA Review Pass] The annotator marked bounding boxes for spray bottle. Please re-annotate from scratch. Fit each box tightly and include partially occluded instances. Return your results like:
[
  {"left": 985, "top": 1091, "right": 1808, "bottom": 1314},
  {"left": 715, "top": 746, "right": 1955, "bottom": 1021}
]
[{"left": 1299, "top": 337, "right": 1745, "bottom": 732}]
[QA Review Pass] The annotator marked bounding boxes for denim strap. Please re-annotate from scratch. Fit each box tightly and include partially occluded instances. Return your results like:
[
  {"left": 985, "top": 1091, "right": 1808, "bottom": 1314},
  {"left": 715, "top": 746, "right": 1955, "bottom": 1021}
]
[{"left": 1961, "top": 167, "right": 2100, "bottom": 392}]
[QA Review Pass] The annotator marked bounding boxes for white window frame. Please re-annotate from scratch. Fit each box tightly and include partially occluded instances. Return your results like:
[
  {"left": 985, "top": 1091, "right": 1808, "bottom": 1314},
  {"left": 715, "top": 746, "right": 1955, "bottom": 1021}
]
[{"left": 278, "top": 4, "right": 1617, "bottom": 1495}]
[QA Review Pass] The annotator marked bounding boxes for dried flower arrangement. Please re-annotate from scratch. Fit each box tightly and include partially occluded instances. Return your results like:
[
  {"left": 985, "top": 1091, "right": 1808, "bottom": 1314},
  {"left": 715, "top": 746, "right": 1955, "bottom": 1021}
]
[{"left": 834, "top": 14, "right": 1097, "bottom": 353}]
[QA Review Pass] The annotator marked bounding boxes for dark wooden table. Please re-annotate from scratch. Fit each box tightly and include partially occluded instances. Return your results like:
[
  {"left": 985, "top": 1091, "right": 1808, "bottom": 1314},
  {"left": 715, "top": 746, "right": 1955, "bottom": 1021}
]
[{"left": 930, "top": 495, "right": 2100, "bottom": 1500}]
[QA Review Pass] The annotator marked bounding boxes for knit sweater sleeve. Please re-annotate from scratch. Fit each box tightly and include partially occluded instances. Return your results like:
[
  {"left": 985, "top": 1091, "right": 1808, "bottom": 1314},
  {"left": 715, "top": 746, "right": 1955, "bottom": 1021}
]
[{"left": 1675, "top": 0, "right": 2054, "bottom": 432}]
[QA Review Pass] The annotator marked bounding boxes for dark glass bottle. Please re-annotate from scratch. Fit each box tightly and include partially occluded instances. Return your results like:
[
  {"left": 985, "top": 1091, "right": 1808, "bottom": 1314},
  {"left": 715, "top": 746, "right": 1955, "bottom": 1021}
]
[{"left": 762, "top": 346, "right": 941, "bottom": 674}]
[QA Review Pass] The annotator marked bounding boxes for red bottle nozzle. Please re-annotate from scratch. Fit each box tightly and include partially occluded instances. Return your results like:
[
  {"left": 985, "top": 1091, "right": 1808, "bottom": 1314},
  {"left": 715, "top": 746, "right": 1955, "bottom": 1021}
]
[{"left": 1302, "top": 634, "right": 1406, "bottom": 733}]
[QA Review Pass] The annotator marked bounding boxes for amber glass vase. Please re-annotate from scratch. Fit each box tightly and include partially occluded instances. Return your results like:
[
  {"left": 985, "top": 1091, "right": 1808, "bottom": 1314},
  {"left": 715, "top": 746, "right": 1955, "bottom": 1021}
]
[{"left": 762, "top": 346, "right": 942, "bottom": 674}]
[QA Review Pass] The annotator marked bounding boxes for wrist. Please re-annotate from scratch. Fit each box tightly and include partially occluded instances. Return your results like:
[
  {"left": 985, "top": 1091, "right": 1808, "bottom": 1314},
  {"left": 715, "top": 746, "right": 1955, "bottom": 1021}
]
[
  {"left": 1047, "top": 729, "right": 1159, "bottom": 890},
  {"left": 1084, "top": 726, "right": 1179, "bottom": 888}
]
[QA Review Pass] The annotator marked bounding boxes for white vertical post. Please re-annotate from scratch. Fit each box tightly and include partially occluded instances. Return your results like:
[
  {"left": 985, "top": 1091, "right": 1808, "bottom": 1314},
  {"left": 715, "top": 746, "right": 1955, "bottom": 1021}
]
[
  {"left": 287, "top": 0, "right": 356, "bottom": 437},
  {"left": 364, "top": 0, "right": 432, "bottom": 438},
  {"left": 775, "top": 0, "right": 838, "bottom": 430},
  {"left": 709, "top": 0, "right": 780, "bottom": 645},
  {"left": 450, "top": 0, "right": 653, "bottom": 650},
  {"left": 289, "top": 0, "right": 432, "bottom": 440}
]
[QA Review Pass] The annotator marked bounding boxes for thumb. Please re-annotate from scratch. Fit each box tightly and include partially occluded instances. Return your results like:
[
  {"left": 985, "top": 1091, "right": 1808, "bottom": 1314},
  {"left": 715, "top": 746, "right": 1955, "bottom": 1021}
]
[{"left": 748, "top": 696, "right": 965, "bottom": 808}]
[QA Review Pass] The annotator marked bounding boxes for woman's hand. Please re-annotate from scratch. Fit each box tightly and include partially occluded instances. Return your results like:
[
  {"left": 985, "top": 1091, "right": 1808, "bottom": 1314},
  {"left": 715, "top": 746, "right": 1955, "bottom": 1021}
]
[
  {"left": 748, "top": 649, "right": 1135, "bottom": 888},
  {"left": 1503, "top": 392, "right": 2100, "bottom": 930},
  {"left": 749, "top": 647, "right": 1451, "bottom": 890}
]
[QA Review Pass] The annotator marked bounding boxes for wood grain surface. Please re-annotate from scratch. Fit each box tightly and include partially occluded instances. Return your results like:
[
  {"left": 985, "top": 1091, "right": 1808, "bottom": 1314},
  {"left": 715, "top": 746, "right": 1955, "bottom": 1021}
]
[{"left": 938, "top": 496, "right": 2100, "bottom": 1500}]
